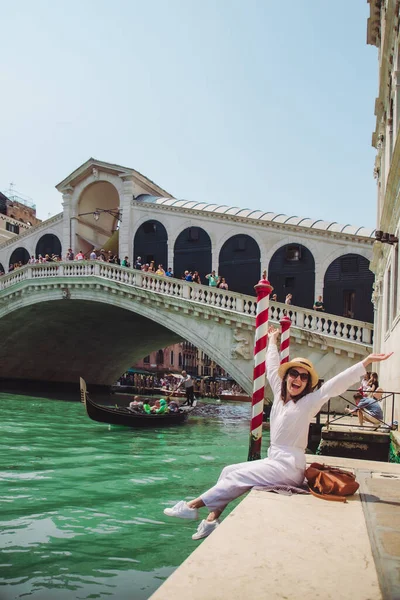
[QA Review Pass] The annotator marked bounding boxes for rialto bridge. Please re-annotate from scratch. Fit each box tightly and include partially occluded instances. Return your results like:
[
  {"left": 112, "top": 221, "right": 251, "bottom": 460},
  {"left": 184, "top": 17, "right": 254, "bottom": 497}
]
[
  {"left": 0, "top": 263, "right": 373, "bottom": 393},
  {"left": 0, "top": 158, "right": 375, "bottom": 324}
]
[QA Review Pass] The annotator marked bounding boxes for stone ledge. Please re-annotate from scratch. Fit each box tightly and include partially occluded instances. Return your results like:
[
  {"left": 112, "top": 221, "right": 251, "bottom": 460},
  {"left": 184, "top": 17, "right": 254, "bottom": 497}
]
[{"left": 150, "top": 456, "right": 400, "bottom": 600}]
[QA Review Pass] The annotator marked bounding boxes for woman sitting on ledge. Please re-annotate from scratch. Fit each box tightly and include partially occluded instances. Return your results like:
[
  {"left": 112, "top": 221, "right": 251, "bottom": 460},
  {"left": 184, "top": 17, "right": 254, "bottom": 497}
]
[{"left": 163, "top": 326, "right": 393, "bottom": 540}]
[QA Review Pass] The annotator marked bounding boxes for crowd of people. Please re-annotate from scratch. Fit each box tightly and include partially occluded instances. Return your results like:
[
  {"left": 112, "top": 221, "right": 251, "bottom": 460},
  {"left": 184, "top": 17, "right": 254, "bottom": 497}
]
[
  {"left": 0, "top": 249, "right": 231, "bottom": 289},
  {"left": 115, "top": 372, "right": 236, "bottom": 399},
  {"left": 128, "top": 396, "right": 180, "bottom": 415}
]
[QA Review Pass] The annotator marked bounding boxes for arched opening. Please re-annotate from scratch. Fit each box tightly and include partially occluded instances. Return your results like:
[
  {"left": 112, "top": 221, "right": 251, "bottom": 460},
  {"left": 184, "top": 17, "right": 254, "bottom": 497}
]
[
  {"left": 0, "top": 262, "right": 5, "bottom": 275},
  {"left": 324, "top": 254, "right": 374, "bottom": 322},
  {"left": 219, "top": 235, "right": 260, "bottom": 295},
  {"left": 174, "top": 227, "right": 211, "bottom": 281},
  {"left": 268, "top": 244, "right": 315, "bottom": 308},
  {"left": 76, "top": 181, "right": 120, "bottom": 255},
  {"left": 35, "top": 234, "right": 62, "bottom": 259},
  {"left": 9, "top": 247, "right": 30, "bottom": 267},
  {"left": 133, "top": 220, "right": 168, "bottom": 269}
]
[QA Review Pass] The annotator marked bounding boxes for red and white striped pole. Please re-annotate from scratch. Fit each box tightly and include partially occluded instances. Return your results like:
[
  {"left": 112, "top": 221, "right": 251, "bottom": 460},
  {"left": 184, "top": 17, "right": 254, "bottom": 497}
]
[
  {"left": 248, "top": 271, "right": 273, "bottom": 461},
  {"left": 279, "top": 315, "right": 292, "bottom": 365}
]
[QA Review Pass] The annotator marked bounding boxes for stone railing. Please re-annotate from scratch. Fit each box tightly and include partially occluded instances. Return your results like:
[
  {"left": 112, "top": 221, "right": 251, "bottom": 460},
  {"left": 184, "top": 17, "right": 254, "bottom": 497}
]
[{"left": 0, "top": 261, "right": 374, "bottom": 344}]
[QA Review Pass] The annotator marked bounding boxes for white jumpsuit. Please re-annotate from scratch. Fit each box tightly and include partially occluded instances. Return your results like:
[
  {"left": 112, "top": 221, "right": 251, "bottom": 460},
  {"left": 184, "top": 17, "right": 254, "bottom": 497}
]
[{"left": 201, "top": 344, "right": 366, "bottom": 511}]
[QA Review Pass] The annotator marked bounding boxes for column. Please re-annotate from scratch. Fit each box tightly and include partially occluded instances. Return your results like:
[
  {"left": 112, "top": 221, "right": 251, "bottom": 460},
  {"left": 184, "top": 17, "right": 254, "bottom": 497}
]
[
  {"left": 118, "top": 177, "right": 135, "bottom": 263},
  {"left": 61, "top": 187, "right": 74, "bottom": 255}
]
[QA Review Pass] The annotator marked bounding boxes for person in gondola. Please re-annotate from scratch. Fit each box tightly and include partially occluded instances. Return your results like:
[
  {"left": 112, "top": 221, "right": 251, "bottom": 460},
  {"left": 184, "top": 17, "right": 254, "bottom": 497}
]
[
  {"left": 129, "top": 396, "right": 141, "bottom": 410},
  {"left": 168, "top": 400, "right": 180, "bottom": 413},
  {"left": 163, "top": 326, "right": 393, "bottom": 541}
]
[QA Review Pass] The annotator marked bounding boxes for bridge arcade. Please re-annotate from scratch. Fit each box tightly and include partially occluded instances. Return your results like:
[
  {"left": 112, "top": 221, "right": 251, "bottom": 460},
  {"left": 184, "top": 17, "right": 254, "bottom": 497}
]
[{"left": 0, "top": 158, "right": 375, "bottom": 323}]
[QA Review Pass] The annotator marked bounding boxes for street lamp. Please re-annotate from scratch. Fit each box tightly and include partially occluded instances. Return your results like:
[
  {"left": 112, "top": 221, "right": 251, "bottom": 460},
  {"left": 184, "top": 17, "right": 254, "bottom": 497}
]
[
  {"left": 80, "top": 208, "right": 122, "bottom": 222},
  {"left": 69, "top": 208, "right": 122, "bottom": 249}
]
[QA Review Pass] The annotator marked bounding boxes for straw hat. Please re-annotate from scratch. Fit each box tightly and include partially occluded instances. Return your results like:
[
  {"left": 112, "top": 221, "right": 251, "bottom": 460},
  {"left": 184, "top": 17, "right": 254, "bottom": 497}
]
[{"left": 277, "top": 357, "right": 319, "bottom": 388}]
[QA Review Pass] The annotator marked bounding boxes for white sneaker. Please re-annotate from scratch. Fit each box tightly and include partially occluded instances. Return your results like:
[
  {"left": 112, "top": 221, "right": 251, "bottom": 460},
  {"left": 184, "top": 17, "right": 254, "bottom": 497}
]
[
  {"left": 163, "top": 500, "right": 199, "bottom": 520},
  {"left": 191, "top": 519, "right": 220, "bottom": 540}
]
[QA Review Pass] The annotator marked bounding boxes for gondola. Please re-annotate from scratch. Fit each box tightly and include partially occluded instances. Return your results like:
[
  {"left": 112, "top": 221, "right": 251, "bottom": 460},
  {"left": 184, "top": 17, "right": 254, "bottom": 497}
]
[
  {"left": 80, "top": 378, "right": 191, "bottom": 428},
  {"left": 218, "top": 392, "right": 252, "bottom": 402}
]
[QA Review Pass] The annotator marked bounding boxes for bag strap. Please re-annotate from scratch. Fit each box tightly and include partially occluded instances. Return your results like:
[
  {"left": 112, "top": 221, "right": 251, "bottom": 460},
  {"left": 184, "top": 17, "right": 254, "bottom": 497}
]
[{"left": 308, "top": 486, "right": 347, "bottom": 503}]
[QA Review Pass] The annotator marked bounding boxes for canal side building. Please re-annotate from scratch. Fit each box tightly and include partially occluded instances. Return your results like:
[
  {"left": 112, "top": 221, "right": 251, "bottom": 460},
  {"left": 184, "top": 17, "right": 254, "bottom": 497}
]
[
  {"left": 0, "top": 190, "right": 41, "bottom": 265},
  {"left": 367, "top": 0, "right": 400, "bottom": 422}
]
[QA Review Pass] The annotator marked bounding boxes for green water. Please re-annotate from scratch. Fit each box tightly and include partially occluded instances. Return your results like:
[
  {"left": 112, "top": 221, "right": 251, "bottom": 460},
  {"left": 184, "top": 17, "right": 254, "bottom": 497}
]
[{"left": 0, "top": 394, "right": 267, "bottom": 600}]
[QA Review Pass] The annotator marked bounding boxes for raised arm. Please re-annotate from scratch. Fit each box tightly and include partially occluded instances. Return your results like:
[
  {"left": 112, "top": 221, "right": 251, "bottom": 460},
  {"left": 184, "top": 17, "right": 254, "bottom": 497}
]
[
  {"left": 266, "top": 326, "right": 282, "bottom": 399},
  {"left": 307, "top": 352, "right": 393, "bottom": 417}
]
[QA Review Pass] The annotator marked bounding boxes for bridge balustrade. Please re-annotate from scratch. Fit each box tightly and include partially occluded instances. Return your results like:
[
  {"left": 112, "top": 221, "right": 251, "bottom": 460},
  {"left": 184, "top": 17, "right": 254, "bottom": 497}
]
[{"left": 0, "top": 261, "right": 373, "bottom": 345}]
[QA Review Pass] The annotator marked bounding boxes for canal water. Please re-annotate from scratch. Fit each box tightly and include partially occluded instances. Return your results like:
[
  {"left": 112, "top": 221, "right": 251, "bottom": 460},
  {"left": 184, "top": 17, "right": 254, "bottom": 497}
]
[{"left": 0, "top": 393, "right": 269, "bottom": 600}]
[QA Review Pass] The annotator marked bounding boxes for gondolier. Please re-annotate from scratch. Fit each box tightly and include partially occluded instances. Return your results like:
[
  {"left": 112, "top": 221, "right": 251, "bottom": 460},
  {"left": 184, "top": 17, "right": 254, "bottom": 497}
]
[{"left": 178, "top": 371, "right": 195, "bottom": 406}]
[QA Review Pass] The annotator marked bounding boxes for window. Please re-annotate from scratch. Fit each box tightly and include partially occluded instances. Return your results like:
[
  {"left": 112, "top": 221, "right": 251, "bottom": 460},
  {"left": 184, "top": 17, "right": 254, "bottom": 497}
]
[
  {"left": 234, "top": 237, "right": 246, "bottom": 251},
  {"left": 393, "top": 241, "right": 399, "bottom": 317},
  {"left": 6, "top": 222, "right": 19, "bottom": 234},
  {"left": 188, "top": 227, "right": 199, "bottom": 241},
  {"left": 143, "top": 222, "right": 156, "bottom": 234},
  {"left": 284, "top": 277, "right": 295, "bottom": 288},
  {"left": 341, "top": 256, "right": 358, "bottom": 273},
  {"left": 343, "top": 290, "right": 355, "bottom": 319},
  {"left": 285, "top": 245, "right": 301, "bottom": 261},
  {"left": 170, "top": 351, "right": 174, "bottom": 365},
  {"left": 178, "top": 353, "right": 182, "bottom": 367},
  {"left": 143, "top": 355, "right": 150, "bottom": 364},
  {"left": 386, "top": 267, "right": 392, "bottom": 331}
]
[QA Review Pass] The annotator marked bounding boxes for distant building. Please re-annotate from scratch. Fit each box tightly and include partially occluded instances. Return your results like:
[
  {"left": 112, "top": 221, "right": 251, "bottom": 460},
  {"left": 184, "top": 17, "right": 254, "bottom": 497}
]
[
  {"left": 0, "top": 190, "right": 41, "bottom": 248},
  {"left": 134, "top": 341, "right": 226, "bottom": 378},
  {"left": 367, "top": 0, "right": 400, "bottom": 415}
]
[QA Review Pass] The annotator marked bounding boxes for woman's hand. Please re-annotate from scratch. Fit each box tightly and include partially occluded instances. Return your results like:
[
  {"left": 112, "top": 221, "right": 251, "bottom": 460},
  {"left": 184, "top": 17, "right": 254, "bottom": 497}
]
[
  {"left": 362, "top": 352, "right": 394, "bottom": 368},
  {"left": 267, "top": 326, "right": 280, "bottom": 345}
]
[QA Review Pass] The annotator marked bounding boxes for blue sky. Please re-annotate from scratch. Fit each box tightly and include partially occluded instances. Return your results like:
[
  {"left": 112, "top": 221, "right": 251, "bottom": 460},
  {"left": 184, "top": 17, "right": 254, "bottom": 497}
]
[{"left": 1, "top": 1, "right": 378, "bottom": 227}]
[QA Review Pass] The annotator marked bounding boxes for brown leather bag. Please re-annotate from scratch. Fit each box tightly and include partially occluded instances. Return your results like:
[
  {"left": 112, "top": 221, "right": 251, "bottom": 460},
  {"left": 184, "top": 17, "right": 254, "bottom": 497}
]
[{"left": 305, "top": 462, "right": 359, "bottom": 502}]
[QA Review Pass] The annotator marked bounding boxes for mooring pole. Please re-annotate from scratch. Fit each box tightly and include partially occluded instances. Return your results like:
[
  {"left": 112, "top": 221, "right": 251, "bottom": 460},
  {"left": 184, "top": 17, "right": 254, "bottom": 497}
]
[{"left": 248, "top": 271, "right": 273, "bottom": 461}]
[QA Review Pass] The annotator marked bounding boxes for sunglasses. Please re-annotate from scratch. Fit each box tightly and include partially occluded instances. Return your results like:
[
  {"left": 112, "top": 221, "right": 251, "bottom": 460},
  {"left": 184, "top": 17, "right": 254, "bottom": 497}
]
[{"left": 287, "top": 368, "right": 309, "bottom": 382}]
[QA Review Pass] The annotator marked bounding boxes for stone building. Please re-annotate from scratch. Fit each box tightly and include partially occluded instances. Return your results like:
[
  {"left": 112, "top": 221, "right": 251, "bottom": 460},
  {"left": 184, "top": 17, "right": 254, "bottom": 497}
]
[
  {"left": 134, "top": 341, "right": 223, "bottom": 379},
  {"left": 0, "top": 191, "right": 41, "bottom": 260},
  {"left": 367, "top": 0, "right": 400, "bottom": 419}
]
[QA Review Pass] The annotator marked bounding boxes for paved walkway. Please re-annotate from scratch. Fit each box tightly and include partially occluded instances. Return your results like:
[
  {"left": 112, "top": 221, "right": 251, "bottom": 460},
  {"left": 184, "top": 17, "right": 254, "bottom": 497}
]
[{"left": 150, "top": 456, "right": 400, "bottom": 600}]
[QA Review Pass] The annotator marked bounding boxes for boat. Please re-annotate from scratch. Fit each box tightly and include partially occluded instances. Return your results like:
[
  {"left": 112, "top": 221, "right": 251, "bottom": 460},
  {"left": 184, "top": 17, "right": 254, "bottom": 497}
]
[
  {"left": 218, "top": 392, "right": 252, "bottom": 402},
  {"left": 80, "top": 378, "right": 191, "bottom": 427},
  {"left": 159, "top": 387, "right": 186, "bottom": 399}
]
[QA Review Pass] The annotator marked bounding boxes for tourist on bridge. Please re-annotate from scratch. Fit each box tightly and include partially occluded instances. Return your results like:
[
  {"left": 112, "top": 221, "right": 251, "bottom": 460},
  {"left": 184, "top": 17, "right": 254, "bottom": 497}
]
[
  {"left": 313, "top": 295, "right": 325, "bottom": 311},
  {"left": 163, "top": 326, "right": 393, "bottom": 540},
  {"left": 205, "top": 270, "right": 218, "bottom": 287},
  {"left": 134, "top": 256, "right": 142, "bottom": 269}
]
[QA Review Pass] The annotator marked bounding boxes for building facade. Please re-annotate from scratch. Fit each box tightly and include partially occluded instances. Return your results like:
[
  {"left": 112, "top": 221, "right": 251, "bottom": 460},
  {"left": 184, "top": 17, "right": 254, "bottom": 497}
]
[
  {"left": 134, "top": 341, "right": 224, "bottom": 379},
  {"left": 367, "top": 0, "right": 400, "bottom": 419},
  {"left": 0, "top": 191, "right": 41, "bottom": 270}
]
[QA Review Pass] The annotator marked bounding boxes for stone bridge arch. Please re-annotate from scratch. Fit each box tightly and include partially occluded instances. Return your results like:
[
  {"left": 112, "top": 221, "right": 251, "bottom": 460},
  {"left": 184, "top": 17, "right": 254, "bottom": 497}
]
[{"left": 0, "top": 282, "right": 254, "bottom": 391}]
